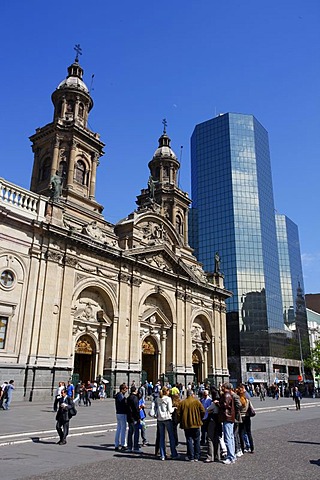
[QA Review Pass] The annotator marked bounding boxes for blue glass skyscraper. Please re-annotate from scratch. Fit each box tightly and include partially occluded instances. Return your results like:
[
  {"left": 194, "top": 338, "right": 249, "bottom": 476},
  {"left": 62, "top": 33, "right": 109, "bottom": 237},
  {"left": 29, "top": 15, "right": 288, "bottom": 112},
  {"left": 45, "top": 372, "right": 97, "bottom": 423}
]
[{"left": 190, "top": 113, "right": 308, "bottom": 384}]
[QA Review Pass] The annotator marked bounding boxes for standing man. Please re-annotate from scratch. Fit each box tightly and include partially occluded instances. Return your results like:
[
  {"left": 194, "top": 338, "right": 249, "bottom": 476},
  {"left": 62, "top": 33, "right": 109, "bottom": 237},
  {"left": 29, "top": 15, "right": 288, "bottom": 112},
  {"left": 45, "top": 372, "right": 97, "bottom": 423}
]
[
  {"left": 126, "top": 386, "right": 141, "bottom": 453},
  {"left": 66, "top": 380, "right": 74, "bottom": 400},
  {"left": 219, "top": 382, "right": 236, "bottom": 464},
  {"left": 177, "top": 389, "right": 205, "bottom": 462},
  {"left": 114, "top": 383, "right": 128, "bottom": 451},
  {"left": 293, "top": 386, "right": 302, "bottom": 410},
  {"left": 56, "top": 388, "right": 73, "bottom": 445},
  {"left": 200, "top": 389, "right": 212, "bottom": 445}
]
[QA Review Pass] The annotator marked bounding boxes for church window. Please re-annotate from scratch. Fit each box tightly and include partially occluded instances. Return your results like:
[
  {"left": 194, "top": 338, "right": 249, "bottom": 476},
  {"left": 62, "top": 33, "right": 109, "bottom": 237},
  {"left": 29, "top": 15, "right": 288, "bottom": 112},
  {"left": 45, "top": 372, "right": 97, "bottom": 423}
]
[
  {"left": 66, "top": 100, "right": 74, "bottom": 113},
  {"left": 0, "top": 270, "right": 14, "bottom": 288},
  {"left": 176, "top": 215, "right": 183, "bottom": 235},
  {"left": 0, "top": 316, "right": 8, "bottom": 349},
  {"left": 75, "top": 160, "right": 86, "bottom": 185},
  {"left": 78, "top": 103, "right": 84, "bottom": 117},
  {"left": 58, "top": 160, "right": 67, "bottom": 178},
  {"left": 39, "top": 158, "right": 51, "bottom": 182}
]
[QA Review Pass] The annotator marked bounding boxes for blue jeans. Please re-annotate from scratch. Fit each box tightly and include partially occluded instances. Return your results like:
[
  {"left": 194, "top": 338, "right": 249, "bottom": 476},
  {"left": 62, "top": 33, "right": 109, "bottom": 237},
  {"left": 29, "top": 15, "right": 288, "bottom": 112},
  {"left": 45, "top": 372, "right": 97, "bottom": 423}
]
[
  {"left": 115, "top": 413, "right": 127, "bottom": 447},
  {"left": 127, "top": 421, "right": 140, "bottom": 451},
  {"left": 223, "top": 421, "right": 236, "bottom": 461},
  {"left": 184, "top": 427, "right": 201, "bottom": 460},
  {"left": 158, "top": 420, "right": 178, "bottom": 458}
]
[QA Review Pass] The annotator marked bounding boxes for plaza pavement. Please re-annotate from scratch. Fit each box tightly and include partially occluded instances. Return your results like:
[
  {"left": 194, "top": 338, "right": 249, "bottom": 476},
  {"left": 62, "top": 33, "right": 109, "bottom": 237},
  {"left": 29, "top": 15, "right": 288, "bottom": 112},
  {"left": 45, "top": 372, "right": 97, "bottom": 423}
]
[{"left": 1, "top": 396, "right": 320, "bottom": 480}]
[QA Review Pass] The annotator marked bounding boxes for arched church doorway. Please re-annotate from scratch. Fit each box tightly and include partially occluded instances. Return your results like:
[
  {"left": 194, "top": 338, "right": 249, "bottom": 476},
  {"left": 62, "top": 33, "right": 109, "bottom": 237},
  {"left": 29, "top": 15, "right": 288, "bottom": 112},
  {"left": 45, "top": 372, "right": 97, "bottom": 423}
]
[
  {"left": 192, "top": 349, "right": 202, "bottom": 384},
  {"left": 74, "top": 335, "right": 96, "bottom": 383},
  {"left": 142, "top": 336, "right": 158, "bottom": 384}
]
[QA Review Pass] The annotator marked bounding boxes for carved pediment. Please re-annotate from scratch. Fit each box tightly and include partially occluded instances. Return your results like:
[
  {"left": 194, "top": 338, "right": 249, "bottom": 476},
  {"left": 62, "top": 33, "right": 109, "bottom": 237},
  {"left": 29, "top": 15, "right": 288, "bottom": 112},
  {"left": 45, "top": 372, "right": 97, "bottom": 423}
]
[{"left": 141, "top": 306, "right": 172, "bottom": 329}]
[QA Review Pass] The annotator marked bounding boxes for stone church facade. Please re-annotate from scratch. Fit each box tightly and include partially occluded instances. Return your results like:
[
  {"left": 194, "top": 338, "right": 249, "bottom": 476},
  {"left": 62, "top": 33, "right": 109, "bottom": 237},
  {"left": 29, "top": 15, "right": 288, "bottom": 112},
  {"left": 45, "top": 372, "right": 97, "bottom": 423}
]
[{"left": 0, "top": 56, "right": 231, "bottom": 401}]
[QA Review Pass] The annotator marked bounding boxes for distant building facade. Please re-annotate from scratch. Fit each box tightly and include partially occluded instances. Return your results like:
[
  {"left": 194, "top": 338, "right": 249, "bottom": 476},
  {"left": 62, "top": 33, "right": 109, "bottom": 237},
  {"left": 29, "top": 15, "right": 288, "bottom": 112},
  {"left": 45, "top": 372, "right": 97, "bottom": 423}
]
[
  {"left": 190, "top": 113, "right": 309, "bottom": 385},
  {"left": 0, "top": 58, "right": 231, "bottom": 401},
  {"left": 305, "top": 294, "right": 320, "bottom": 314}
]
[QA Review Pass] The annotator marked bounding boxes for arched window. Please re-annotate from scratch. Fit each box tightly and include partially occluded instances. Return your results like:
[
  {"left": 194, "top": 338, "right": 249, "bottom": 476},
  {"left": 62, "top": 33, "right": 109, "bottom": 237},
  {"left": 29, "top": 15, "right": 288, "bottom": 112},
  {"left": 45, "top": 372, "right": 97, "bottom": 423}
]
[
  {"left": 39, "top": 158, "right": 51, "bottom": 182},
  {"left": 176, "top": 215, "right": 183, "bottom": 235},
  {"left": 58, "top": 160, "right": 67, "bottom": 178},
  {"left": 66, "top": 100, "right": 74, "bottom": 113},
  {"left": 75, "top": 160, "right": 86, "bottom": 185},
  {"left": 78, "top": 103, "right": 84, "bottom": 117}
]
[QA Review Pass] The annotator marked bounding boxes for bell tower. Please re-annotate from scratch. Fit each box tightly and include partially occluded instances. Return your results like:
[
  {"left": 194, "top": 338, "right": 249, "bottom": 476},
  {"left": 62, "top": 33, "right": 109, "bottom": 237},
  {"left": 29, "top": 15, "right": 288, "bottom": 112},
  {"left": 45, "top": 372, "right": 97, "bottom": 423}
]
[
  {"left": 136, "top": 120, "right": 191, "bottom": 247},
  {"left": 29, "top": 46, "right": 105, "bottom": 219}
]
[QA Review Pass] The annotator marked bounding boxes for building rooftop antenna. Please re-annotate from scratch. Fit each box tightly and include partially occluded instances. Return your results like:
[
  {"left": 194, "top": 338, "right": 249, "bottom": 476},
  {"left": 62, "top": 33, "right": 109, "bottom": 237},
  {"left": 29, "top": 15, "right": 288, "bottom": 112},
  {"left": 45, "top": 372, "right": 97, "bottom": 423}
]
[
  {"left": 89, "top": 74, "right": 95, "bottom": 94},
  {"left": 178, "top": 145, "right": 183, "bottom": 188}
]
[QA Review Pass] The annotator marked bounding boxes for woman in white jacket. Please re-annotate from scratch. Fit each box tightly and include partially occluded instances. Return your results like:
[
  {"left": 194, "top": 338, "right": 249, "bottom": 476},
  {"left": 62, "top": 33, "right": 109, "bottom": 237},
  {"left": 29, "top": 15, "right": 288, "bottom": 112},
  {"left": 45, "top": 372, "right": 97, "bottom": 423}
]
[{"left": 157, "top": 386, "right": 179, "bottom": 460}]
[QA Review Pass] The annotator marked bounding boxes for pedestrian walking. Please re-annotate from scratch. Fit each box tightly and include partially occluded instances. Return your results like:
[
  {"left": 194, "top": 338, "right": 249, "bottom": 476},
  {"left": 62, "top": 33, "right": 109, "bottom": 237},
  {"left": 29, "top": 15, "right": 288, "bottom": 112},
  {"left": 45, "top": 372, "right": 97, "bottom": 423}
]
[
  {"left": 55, "top": 388, "right": 73, "bottom": 445},
  {"left": 2, "top": 380, "right": 14, "bottom": 410}
]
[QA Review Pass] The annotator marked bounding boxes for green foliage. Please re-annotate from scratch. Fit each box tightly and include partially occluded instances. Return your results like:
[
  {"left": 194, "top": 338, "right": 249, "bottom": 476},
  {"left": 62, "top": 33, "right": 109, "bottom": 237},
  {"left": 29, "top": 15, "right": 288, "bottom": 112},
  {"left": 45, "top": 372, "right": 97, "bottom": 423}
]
[{"left": 305, "top": 340, "right": 320, "bottom": 375}]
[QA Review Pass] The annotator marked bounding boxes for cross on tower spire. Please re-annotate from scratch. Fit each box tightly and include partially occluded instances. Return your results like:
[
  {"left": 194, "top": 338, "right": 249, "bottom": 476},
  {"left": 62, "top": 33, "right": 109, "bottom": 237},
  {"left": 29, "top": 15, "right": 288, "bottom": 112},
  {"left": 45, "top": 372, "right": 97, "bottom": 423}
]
[
  {"left": 74, "top": 44, "right": 82, "bottom": 62},
  {"left": 162, "top": 118, "right": 167, "bottom": 134}
]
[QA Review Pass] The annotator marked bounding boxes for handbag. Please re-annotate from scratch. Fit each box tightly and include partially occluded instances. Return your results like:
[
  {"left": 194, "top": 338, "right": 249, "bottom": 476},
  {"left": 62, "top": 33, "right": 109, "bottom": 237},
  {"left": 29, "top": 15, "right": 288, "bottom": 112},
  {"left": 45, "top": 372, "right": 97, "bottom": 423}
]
[
  {"left": 68, "top": 402, "right": 77, "bottom": 418},
  {"left": 148, "top": 401, "right": 156, "bottom": 418},
  {"left": 247, "top": 401, "right": 256, "bottom": 417}
]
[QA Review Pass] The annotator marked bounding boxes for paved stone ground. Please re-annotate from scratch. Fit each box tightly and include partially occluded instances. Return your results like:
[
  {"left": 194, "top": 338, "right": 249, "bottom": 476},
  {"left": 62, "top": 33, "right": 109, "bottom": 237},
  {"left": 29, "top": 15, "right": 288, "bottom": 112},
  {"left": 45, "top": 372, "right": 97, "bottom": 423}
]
[{"left": 1, "top": 396, "right": 320, "bottom": 480}]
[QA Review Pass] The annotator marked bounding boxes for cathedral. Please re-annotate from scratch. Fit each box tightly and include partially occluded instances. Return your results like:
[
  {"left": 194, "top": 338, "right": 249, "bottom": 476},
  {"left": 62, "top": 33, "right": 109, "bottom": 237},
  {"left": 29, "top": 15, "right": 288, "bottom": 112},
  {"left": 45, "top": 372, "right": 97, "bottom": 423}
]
[{"left": 0, "top": 54, "right": 231, "bottom": 401}]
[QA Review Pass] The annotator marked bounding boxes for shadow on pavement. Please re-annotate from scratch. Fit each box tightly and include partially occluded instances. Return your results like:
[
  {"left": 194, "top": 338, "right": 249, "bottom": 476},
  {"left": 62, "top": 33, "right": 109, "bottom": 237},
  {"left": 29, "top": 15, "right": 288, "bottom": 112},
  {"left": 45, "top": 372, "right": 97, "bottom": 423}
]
[{"left": 288, "top": 440, "right": 320, "bottom": 445}]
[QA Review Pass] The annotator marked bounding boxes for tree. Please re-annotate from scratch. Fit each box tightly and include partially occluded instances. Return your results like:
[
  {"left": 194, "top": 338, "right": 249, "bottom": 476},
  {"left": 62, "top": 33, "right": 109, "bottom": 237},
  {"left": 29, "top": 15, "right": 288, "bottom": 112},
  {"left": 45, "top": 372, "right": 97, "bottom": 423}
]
[{"left": 304, "top": 340, "right": 320, "bottom": 376}]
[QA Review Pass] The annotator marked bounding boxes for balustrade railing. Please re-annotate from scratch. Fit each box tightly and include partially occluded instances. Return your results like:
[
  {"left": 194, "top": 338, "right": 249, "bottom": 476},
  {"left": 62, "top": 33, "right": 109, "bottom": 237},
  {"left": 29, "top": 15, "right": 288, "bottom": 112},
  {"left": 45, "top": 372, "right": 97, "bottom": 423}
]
[{"left": 0, "top": 177, "right": 46, "bottom": 220}]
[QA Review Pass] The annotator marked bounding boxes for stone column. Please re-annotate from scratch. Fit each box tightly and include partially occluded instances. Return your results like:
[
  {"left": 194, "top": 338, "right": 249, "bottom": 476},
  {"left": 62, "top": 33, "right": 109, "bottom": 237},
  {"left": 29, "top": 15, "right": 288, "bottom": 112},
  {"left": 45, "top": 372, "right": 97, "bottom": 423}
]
[
  {"left": 61, "top": 96, "right": 67, "bottom": 118},
  {"left": 175, "top": 290, "right": 185, "bottom": 371},
  {"left": 213, "top": 301, "right": 222, "bottom": 372},
  {"left": 51, "top": 137, "right": 60, "bottom": 177},
  {"left": 220, "top": 303, "right": 228, "bottom": 373},
  {"left": 129, "top": 276, "right": 141, "bottom": 370},
  {"left": 74, "top": 95, "right": 80, "bottom": 118},
  {"left": 159, "top": 162, "right": 163, "bottom": 182},
  {"left": 67, "top": 140, "right": 77, "bottom": 188},
  {"left": 115, "top": 273, "right": 131, "bottom": 370},
  {"left": 184, "top": 208, "right": 189, "bottom": 244},
  {"left": 55, "top": 256, "right": 78, "bottom": 362},
  {"left": 184, "top": 294, "right": 194, "bottom": 374},
  {"left": 203, "top": 344, "right": 208, "bottom": 379},
  {"left": 98, "top": 329, "right": 107, "bottom": 376},
  {"left": 160, "top": 330, "right": 167, "bottom": 376},
  {"left": 89, "top": 153, "right": 99, "bottom": 199}
]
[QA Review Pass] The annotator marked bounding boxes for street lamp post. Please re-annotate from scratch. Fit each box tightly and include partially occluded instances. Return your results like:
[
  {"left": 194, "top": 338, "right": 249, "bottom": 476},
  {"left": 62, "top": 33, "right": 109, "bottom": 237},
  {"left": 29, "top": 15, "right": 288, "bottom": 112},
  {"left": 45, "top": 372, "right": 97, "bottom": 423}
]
[{"left": 297, "top": 327, "right": 305, "bottom": 383}]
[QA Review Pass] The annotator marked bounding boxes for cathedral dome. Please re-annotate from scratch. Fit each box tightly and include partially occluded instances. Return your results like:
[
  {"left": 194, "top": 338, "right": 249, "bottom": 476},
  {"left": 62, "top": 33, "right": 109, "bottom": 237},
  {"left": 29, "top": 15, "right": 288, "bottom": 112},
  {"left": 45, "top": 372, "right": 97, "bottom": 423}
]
[
  {"left": 56, "top": 59, "right": 89, "bottom": 93},
  {"left": 57, "top": 75, "right": 89, "bottom": 93},
  {"left": 152, "top": 133, "right": 177, "bottom": 160}
]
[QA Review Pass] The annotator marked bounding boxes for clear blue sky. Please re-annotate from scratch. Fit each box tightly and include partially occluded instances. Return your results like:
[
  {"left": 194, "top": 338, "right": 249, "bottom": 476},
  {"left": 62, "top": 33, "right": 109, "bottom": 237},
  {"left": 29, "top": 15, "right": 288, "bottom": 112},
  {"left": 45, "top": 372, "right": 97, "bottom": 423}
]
[{"left": 1, "top": 1, "right": 319, "bottom": 293}]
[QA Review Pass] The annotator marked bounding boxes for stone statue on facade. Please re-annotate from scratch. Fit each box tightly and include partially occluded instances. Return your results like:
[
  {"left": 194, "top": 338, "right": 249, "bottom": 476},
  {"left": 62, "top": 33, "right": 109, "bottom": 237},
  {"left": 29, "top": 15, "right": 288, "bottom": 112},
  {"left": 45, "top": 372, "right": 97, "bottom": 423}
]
[
  {"left": 214, "top": 251, "right": 221, "bottom": 273},
  {"left": 49, "top": 171, "right": 62, "bottom": 201},
  {"left": 148, "top": 175, "right": 157, "bottom": 201}
]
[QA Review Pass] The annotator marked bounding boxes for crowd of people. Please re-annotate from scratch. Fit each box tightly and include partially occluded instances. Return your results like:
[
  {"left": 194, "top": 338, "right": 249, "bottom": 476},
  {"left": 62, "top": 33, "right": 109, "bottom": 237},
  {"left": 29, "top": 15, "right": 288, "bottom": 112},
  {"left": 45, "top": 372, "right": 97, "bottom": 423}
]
[
  {"left": 53, "top": 379, "right": 107, "bottom": 411},
  {"left": 114, "top": 380, "right": 256, "bottom": 464}
]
